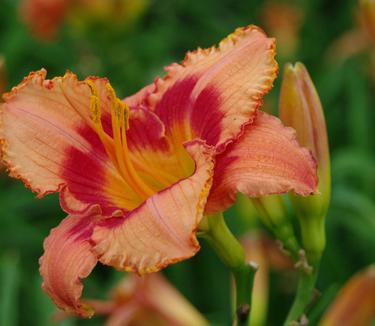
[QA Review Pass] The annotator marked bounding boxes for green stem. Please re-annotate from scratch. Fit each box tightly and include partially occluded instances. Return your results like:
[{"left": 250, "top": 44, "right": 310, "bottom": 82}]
[
  {"left": 283, "top": 215, "right": 325, "bottom": 326},
  {"left": 198, "top": 214, "right": 257, "bottom": 326},
  {"left": 283, "top": 261, "right": 320, "bottom": 326}
]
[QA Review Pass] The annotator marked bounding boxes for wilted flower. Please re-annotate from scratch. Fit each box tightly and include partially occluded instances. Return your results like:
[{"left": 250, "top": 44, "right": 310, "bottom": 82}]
[
  {"left": 0, "top": 26, "right": 317, "bottom": 316},
  {"left": 319, "top": 265, "right": 375, "bottom": 326}
]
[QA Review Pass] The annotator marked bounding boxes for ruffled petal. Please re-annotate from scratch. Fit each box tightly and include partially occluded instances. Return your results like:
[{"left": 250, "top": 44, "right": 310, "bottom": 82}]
[
  {"left": 0, "top": 70, "right": 146, "bottom": 215},
  {"left": 91, "top": 141, "right": 214, "bottom": 274},
  {"left": 39, "top": 208, "right": 101, "bottom": 317},
  {"left": 127, "top": 25, "right": 277, "bottom": 151},
  {"left": 206, "top": 112, "right": 317, "bottom": 214}
]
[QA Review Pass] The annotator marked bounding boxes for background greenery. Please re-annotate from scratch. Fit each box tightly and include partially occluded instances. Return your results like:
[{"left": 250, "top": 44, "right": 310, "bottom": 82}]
[{"left": 0, "top": 0, "right": 374, "bottom": 325}]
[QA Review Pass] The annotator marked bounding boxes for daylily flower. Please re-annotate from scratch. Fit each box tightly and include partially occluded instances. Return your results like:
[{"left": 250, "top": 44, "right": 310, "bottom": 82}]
[
  {"left": 0, "top": 25, "right": 317, "bottom": 317},
  {"left": 55, "top": 273, "right": 209, "bottom": 326},
  {"left": 20, "top": 0, "right": 148, "bottom": 39}
]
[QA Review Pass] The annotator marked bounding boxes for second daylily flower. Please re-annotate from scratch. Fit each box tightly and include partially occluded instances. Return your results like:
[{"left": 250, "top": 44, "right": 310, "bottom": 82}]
[{"left": 0, "top": 25, "right": 317, "bottom": 317}]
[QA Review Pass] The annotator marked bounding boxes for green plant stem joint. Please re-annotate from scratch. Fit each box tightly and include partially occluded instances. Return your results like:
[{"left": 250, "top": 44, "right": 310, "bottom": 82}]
[
  {"left": 284, "top": 205, "right": 326, "bottom": 325},
  {"left": 198, "top": 213, "right": 257, "bottom": 326}
]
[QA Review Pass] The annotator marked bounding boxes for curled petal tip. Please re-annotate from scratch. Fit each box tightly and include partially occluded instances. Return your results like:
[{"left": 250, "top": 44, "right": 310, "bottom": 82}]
[{"left": 39, "top": 212, "right": 100, "bottom": 318}]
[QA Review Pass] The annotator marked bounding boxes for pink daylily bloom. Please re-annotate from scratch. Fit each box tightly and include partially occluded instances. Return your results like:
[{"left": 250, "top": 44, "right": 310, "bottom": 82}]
[{"left": 0, "top": 25, "right": 317, "bottom": 317}]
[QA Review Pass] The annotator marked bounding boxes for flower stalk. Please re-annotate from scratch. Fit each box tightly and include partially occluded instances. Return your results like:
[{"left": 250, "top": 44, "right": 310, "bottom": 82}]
[
  {"left": 283, "top": 264, "right": 320, "bottom": 326},
  {"left": 279, "top": 62, "right": 331, "bottom": 325},
  {"left": 198, "top": 213, "right": 257, "bottom": 326}
]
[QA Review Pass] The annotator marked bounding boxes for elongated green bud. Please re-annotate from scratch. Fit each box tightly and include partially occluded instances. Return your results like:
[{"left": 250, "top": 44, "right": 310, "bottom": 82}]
[{"left": 279, "top": 62, "right": 331, "bottom": 264}]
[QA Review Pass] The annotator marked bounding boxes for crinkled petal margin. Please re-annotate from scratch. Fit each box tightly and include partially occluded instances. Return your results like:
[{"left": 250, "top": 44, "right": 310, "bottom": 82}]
[
  {"left": 206, "top": 112, "right": 317, "bottom": 214},
  {"left": 92, "top": 140, "right": 215, "bottom": 275},
  {"left": 124, "top": 25, "right": 278, "bottom": 152}
]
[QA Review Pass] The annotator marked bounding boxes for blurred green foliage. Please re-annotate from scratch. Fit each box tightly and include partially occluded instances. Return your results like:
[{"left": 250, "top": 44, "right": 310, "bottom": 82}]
[{"left": 0, "top": 0, "right": 374, "bottom": 325}]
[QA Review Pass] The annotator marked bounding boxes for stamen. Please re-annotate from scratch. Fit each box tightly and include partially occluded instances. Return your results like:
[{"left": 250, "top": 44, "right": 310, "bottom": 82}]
[
  {"left": 85, "top": 79, "right": 154, "bottom": 200},
  {"left": 85, "top": 80, "right": 119, "bottom": 172}
]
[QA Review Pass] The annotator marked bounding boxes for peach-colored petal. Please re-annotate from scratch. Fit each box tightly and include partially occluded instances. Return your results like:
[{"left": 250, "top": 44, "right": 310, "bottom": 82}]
[
  {"left": 1, "top": 70, "right": 98, "bottom": 194},
  {"left": 206, "top": 112, "right": 317, "bottom": 214},
  {"left": 39, "top": 208, "right": 101, "bottom": 317},
  {"left": 127, "top": 25, "right": 277, "bottom": 151},
  {"left": 92, "top": 141, "right": 214, "bottom": 274},
  {"left": 1, "top": 70, "right": 150, "bottom": 216},
  {"left": 319, "top": 265, "right": 375, "bottom": 326}
]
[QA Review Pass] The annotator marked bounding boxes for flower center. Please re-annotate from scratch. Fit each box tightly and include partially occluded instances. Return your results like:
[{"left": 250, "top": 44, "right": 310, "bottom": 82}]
[{"left": 86, "top": 80, "right": 155, "bottom": 201}]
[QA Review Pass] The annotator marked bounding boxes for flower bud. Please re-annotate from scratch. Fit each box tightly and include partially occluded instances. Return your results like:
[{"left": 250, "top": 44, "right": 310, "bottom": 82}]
[{"left": 279, "top": 62, "right": 331, "bottom": 263}]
